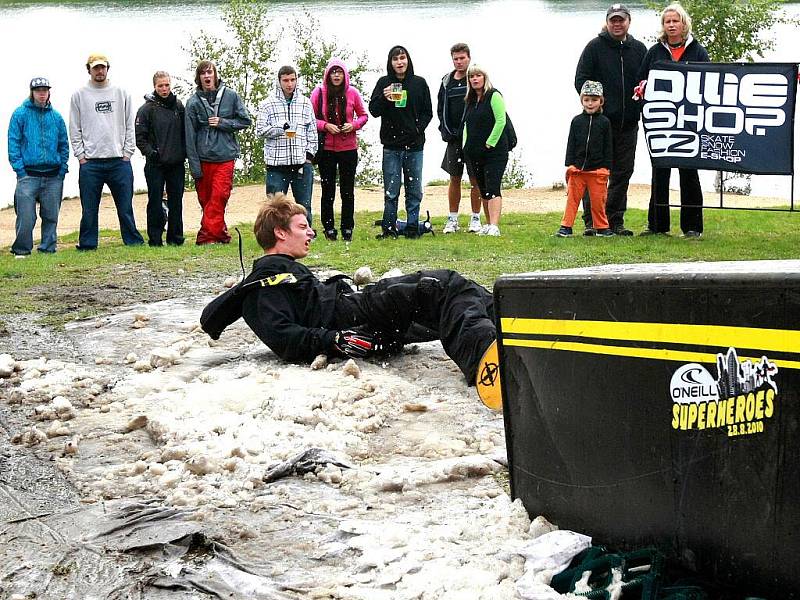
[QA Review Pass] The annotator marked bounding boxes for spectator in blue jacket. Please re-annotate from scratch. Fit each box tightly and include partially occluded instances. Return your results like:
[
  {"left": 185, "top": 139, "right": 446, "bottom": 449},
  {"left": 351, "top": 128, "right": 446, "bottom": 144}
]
[{"left": 7, "top": 77, "right": 69, "bottom": 257}]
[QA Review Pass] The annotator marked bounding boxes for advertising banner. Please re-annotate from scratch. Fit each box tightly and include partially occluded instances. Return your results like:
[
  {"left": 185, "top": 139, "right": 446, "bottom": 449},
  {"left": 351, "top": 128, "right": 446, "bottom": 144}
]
[{"left": 642, "top": 62, "right": 798, "bottom": 175}]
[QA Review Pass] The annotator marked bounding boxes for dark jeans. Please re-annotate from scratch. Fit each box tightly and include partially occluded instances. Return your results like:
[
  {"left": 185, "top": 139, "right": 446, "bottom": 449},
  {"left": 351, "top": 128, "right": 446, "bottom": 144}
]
[
  {"left": 11, "top": 174, "right": 64, "bottom": 255},
  {"left": 78, "top": 158, "right": 144, "bottom": 249},
  {"left": 317, "top": 149, "right": 358, "bottom": 232},
  {"left": 647, "top": 167, "right": 703, "bottom": 234},
  {"left": 381, "top": 148, "right": 423, "bottom": 232},
  {"left": 144, "top": 161, "right": 185, "bottom": 246},
  {"left": 336, "top": 269, "right": 496, "bottom": 383},
  {"left": 583, "top": 124, "right": 638, "bottom": 229},
  {"left": 266, "top": 163, "right": 314, "bottom": 225}
]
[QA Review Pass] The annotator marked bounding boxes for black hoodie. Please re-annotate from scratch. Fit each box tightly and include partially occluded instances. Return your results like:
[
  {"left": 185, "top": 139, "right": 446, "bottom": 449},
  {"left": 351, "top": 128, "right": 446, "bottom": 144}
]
[{"left": 369, "top": 45, "right": 433, "bottom": 151}]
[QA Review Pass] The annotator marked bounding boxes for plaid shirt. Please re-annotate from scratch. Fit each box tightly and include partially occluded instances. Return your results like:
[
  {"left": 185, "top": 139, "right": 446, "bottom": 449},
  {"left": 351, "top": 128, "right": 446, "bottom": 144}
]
[{"left": 256, "top": 89, "right": 318, "bottom": 166}]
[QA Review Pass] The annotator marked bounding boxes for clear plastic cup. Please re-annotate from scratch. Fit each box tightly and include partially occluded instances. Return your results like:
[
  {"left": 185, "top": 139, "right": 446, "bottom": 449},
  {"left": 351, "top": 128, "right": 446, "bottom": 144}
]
[{"left": 390, "top": 83, "right": 403, "bottom": 102}]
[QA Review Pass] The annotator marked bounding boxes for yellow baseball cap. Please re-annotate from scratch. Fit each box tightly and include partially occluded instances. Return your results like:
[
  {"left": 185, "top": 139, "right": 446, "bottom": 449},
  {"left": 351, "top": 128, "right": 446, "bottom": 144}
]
[{"left": 86, "top": 53, "right": 109, "bottom": 68}]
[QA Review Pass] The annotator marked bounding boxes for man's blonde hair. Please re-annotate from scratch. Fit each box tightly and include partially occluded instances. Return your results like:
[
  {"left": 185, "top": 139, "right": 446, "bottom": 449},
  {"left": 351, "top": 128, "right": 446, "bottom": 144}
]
[{"left": 254, "top": 193, "right": 308, "bottom": 250}]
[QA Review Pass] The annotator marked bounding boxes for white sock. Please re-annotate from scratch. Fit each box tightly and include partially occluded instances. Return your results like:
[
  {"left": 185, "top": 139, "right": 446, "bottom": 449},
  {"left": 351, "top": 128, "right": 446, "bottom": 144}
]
[
  {"left": 449, "top": 212, "right": 458, "bottom": 221},
  {"left": 472, "top": 213, "right": 481, "bottom": 220}
]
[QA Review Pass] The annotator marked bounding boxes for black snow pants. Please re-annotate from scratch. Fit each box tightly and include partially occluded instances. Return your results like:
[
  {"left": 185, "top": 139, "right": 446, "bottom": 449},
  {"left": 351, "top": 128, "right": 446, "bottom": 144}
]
[{"left": 334, "top": 269, "right": 496, "bottom": 384}]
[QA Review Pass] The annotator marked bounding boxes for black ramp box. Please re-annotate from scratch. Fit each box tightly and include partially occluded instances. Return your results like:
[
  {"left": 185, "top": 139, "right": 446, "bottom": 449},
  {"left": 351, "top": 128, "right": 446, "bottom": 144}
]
[{"left": 494, "top": 260, "right": 800, "bottom": 597}]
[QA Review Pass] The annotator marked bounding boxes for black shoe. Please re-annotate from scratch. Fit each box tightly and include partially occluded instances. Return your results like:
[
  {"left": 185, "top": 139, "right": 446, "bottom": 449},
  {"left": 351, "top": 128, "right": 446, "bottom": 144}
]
[
  {"left": 419, "top": 211, "right": 435, "bottom": 236},
  {"left": 596, "top": 228, "right": 615, "bottom": 237},
  {"left": 376, "top": 227, "right": 399, "bottom": 240},
  {"left": 323, "top": 228, "right": 338, "bottom": 241},
  {"left": 404, "top": 226, "right": 420, "bottom": 239},
  {"left": 682, "top": 230, "right": 702, "bottom": 239},
  {"left": 342, "top": 229, "right": 352, "bottom": 242},
  {"left": 640, "top": 229, "right": 669, "bottom": 236},
  {"left": 583, "top": 228, "right": 597, "bottom": 237},
  {"left": 612, "top": 226, "right": 633, "bottom": 236},
  {"left": 555, "top": 226, "right": 573, "bottom": 238},
  {"left": 75, "top": 244, "right": 97, "bottom": 251}
]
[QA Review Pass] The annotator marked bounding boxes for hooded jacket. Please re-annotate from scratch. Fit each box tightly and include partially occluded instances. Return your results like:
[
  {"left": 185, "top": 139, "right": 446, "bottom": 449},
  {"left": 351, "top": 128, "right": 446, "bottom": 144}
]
[
  {"left": 575, "top": 30, "right": 647, "bottom": 131},
  {"left": 368, "top": 46, "right": 433, "bottom": 151},
  {"left": 8, "top": 97, "right": 69, "bottom": 178},
  {"left": 565, "top": 110, "right": 613, "bottom": 171},
  {"left": 185, "top": 82, "right": 251, "bottom": 179},
  {"left": 310, "top": 59, "right": 369, "bottom": 153},
  {"left": 135, "top": 92, "right": 186, "bottom": 166},
  {"left": 255, "top": 75, "right": 317, "bottom": 167}
]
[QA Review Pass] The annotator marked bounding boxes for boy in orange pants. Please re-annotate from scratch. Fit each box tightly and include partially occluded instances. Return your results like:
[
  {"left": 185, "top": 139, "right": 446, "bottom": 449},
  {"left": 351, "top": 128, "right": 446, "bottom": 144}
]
[{"left": 556, "top": 80, "right": 613, "bottom": 237}]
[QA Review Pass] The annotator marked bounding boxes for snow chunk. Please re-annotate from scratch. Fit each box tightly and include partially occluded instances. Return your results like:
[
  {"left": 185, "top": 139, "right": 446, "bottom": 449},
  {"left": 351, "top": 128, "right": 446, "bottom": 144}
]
[
  {"left": 123, "top": 415, "right": 148, "bottom": 433},
  {"left": 185, "top": 454, "right": 220, "bottom": 475},
  {"left": 342, "top": 359, "right": 361, "bottom": 379},
  {"left": 381, "top": 268, "right": 404, "bottom": 279},
  {"left": 133, "top": 360, "right": 153, "bottom": 372},
  {"left": 0, "top": 353, "right": 18, "bottom": 377},
  {"left": 15, "top": 426, "right": 47, "bottom": 447},
  {"left": 353, "top": 266, "right": 374, "bottom": 286},
  {"left": 310, "top": 354, "right": 328, "bottom": 370},
  {"left": 47, "top": 420, "right": 71, "bottom": 438},
  {"left": 149, "top": 347, "right": 180, "bottom": 368}
]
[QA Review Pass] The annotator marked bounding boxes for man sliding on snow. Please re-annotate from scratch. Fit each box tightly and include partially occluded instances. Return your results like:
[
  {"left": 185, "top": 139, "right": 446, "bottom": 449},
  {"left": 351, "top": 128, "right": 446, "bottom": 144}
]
[{"left": 201, "top": 193, "right": 497, "bottom": 392}]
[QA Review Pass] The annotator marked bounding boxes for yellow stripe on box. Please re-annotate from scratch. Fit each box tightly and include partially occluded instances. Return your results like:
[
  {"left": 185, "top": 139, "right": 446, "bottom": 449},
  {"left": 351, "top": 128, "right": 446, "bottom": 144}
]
[
  {"left": 500, "top": 318, "right": 800, "bottom": 355},
  {"left": 502, "top": 338, "right": 800, "bottom": 370}
]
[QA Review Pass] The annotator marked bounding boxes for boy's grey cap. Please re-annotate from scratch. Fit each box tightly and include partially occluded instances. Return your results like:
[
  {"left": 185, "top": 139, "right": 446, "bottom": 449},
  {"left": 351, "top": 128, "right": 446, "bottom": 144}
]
[
  {"left": 581, "top": 80, "right": 604, "bottom": 97},
  {"left": 30, "top": 77, "right": 51, "bottom": 89},
  {"left": 606, "top": 3, "right": 630, "bottom": 19}
]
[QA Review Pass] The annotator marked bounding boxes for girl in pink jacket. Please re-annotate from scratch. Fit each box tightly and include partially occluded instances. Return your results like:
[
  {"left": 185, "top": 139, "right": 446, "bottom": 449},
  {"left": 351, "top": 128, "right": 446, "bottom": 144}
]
[{"left": 311, "top": 58, "right": 368, "bottom": 242}]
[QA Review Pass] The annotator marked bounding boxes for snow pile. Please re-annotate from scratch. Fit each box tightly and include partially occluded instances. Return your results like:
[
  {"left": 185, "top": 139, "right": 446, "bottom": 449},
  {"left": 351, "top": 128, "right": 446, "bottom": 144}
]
[{"left": 0, "top": 294, "right": 583, "bottom": 598}]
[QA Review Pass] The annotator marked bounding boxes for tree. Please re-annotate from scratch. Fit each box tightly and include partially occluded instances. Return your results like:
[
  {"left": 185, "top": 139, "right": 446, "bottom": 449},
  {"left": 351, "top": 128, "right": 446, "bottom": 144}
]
[
  {"left": 181, "top": 0, "right": 278, "bottom": 183},
  {"left": 647, "top": 0, "right": 798, "bottom": 62},
  {"left": 291, "top": 10, "right": 382, "bottom": 186},
  {"left": 292, "top": 9, "right": 372, "bottom": 93},
  {"left": 181, "top": 1, "right": 382, "bottom": 185}
]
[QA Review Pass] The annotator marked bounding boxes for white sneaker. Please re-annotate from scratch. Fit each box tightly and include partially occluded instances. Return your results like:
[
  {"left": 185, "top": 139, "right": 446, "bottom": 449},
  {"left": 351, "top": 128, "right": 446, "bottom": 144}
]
[
  {"left": 468, "top": 216, "right": 482, "bottom": 233},
  {"left": 442, "top": 217, "right": 459, "bottom": 234},
  {"left": 484, "top": 224, "right": 501, "bottom": 237}
]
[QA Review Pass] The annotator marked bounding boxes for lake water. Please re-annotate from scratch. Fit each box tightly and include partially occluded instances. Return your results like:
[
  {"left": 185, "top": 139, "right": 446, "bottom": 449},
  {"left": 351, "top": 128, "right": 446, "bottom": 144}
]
[{"left": 1, "top": 0, "right": 799, "bottom": 209}]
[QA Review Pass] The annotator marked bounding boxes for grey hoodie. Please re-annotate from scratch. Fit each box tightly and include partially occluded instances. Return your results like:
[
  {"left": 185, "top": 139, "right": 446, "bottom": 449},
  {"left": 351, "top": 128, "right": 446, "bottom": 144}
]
[
  {"left": 184, "top": 82, "right": 252, "bottom": 179},
  {"left": 69, "top": 79, "right": 135, "bottom": 160}
]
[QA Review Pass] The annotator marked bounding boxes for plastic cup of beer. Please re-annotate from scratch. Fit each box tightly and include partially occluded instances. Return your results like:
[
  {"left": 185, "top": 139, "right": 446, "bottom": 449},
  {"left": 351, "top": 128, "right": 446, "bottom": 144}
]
[
  {"left": 285, "top": 123, "right": 297, "bottom": 139},
  {"left": 391, "top": 83, "right": 403, "bottom": 102}
]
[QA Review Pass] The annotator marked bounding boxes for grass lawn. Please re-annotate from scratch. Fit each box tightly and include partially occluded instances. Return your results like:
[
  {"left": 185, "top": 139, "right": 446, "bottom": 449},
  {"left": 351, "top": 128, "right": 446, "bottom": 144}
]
[{"left": 1, "top": 206, "right": 798, "bottom": 327}]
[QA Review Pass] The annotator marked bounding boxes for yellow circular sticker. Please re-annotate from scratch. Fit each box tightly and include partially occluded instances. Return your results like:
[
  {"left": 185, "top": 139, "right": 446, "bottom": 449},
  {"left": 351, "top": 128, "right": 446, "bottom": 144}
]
[{"left": 476, "top": 340, "right": 502, "bottom": 411}]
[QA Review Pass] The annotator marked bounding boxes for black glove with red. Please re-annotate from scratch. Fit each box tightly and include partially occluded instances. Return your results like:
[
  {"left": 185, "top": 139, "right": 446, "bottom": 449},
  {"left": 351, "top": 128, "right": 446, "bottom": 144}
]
[{"left": 334, "top": 329, "right": 377, "bottom": 358}]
